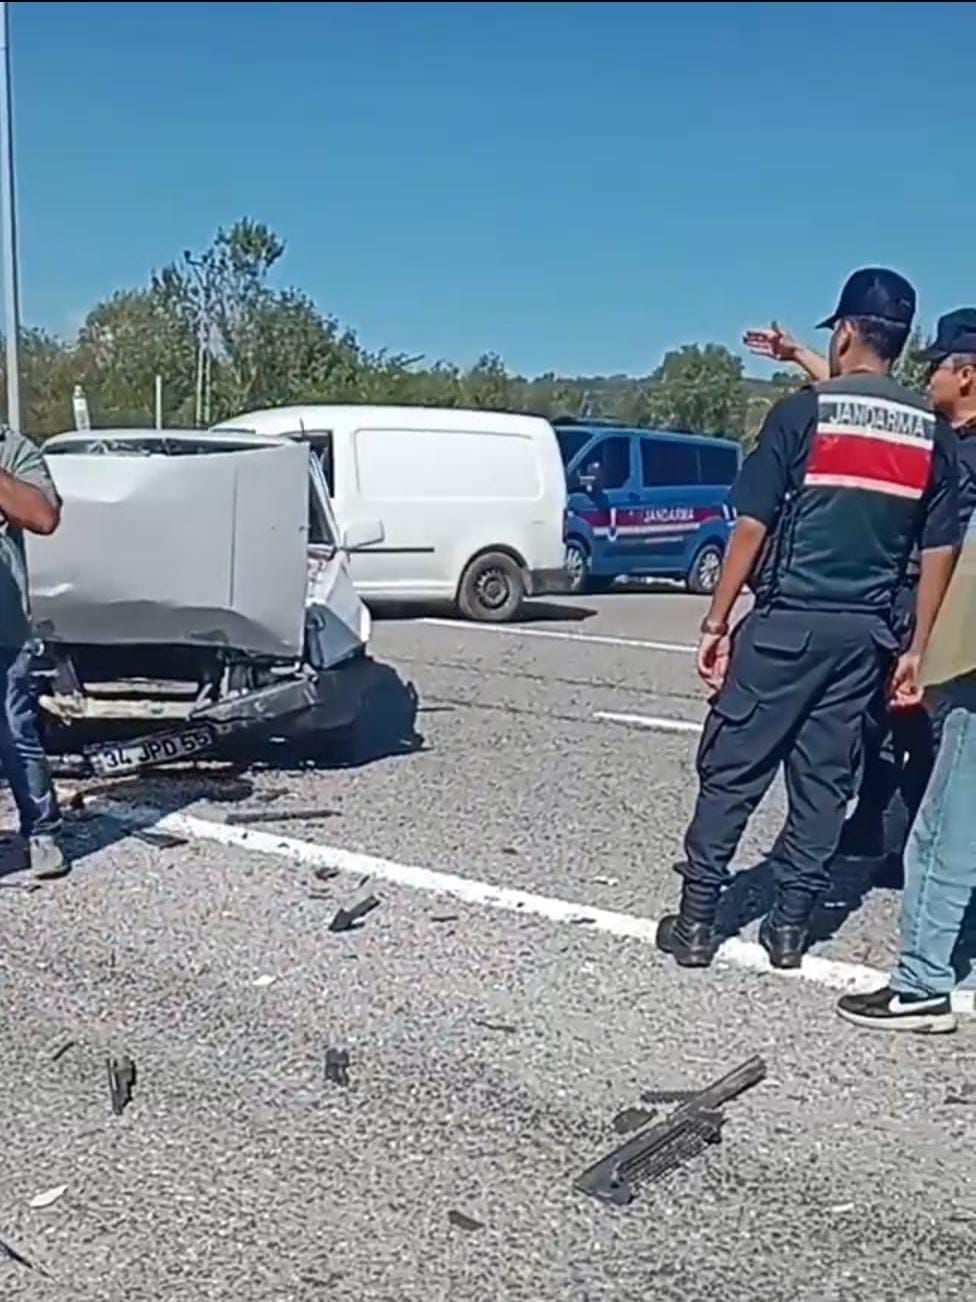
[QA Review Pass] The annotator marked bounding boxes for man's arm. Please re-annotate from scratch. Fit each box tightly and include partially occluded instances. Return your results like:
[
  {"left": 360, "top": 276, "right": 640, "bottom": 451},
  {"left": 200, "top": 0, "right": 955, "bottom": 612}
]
[
  {"left": 0, "top": 434, "right": 61, "bottom": 535},
  {"left": 743, "top": 322, "right": 829, "bottom": 383},
  {"left": 695, "top": 391, "right": 809, "bottom": 689},
  {"left": 891, "top": 423, "right": 960, "bottom": 706}
]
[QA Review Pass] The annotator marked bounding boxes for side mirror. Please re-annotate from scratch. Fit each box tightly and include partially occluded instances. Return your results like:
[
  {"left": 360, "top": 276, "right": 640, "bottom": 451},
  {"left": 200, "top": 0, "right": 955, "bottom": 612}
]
[{"left": 341, "top": 518, "right": 385, "bottom": 550}]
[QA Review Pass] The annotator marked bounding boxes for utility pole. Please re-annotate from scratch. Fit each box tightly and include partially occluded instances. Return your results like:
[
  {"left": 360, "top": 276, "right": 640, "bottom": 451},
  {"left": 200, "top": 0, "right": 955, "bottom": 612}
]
[
  {"left": 0, "top": 2, "right": 21, "bottom": 432},
  {"left": 184, "top": 251, "right": 213, "bottom": 428}
]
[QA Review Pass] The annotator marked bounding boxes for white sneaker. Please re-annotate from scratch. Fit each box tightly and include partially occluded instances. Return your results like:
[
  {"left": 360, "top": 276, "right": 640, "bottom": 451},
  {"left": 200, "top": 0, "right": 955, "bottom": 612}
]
[{"left": 29, "top": 834, "right": 68, "bottom": 881}]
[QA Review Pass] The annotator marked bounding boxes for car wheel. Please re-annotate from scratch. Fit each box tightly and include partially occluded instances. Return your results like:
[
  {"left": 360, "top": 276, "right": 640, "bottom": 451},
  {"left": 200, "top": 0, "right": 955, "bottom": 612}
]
[
  {"left": 565, "top": 539, "right": 590, "bottom": 595},
  {"left": 457, "top": 551, "right": 526, "bottom": 622},
  {"left": 687, "top": 543, "right": 724, "bottom": 595}
]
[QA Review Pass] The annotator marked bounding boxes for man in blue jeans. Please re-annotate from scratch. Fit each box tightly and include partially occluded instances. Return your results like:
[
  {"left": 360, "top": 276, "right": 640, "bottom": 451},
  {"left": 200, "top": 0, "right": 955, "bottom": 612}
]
[
  {"left": 0, "top": 423, "right": 64, "bottom": 879},
  {"left": 838, "top": 311, "right": 976, "bottom": 1033}
]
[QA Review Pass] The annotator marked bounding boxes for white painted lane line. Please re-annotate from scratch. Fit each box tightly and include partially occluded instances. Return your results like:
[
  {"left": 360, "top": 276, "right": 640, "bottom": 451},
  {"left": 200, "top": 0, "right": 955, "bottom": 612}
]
[
  {"left": 595, "top": 711, "right": 704, "bottom": 735},
  {"left": 101, "top": 798, "right": 884, "bottom": 998},
  {"left": 420, "top": 618, "right": 696, "bottom": 656}
]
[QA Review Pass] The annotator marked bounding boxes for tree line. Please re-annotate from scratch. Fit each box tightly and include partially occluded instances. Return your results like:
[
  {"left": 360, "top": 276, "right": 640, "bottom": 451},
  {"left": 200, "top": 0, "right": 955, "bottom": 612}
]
[{"left": 0, "top": 218, "right": 928, "bottom": 443}]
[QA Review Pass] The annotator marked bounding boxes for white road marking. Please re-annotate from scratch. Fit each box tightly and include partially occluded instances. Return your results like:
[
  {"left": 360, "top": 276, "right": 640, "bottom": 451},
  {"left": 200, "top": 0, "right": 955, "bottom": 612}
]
[
  {"left": 595, "top": 711, "right": 704, "bottom": 735},
  {"left": 420, "top": 618, "right": 696, "bottom": 655},
  {"left": 102, "top": 797, "right": 893, "bottom": 999}
]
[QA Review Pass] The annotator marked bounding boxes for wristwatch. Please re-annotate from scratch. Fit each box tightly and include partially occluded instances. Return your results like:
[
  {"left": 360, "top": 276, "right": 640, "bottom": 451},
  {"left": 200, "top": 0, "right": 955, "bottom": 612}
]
[{"left": 699, "top": 616, "right": 729, "bottom": 636}]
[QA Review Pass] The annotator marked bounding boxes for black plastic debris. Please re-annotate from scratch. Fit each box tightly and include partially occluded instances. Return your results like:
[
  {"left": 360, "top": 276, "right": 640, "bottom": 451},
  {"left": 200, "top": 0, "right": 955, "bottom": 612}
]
[
  {"left": 431, "top": 914, "right": 460, "bottom": 924},
  {"left": 329, "top": 895, "right": 381, "bottom": 933},
  {"left": 472, "top": 1018, "right": 516, "bottom": 1034},
  {"left": 50, "top": 1038, "right": 76, "bottom": 1064},
  {"left": 0, "top": 1234, "right": 46, "bottom": 1275},
  {"left": 225, "top": 807, "right": 339, "bottom": 826},
  {"left": 132, "top": 829, "right": 188, "bottom": 849},
  {"left": 312, "top": 866, "right": 341, "bottom": 883},
  {"left": 640, "top": 1088, "right": 696, "bottom": 1106},
  {"left": 325, "top": 1048, "right": 350, "bottom": 1087},
  {"left": 107, "top": 1053, "right": 137, "bottom": 1116},
  {"left": 448, "top": 1210, "right": 483, "bottom": 1232},
  {"left": 945, "top": 1082, "right": 976, "bottom": 1106},
  {"left": 576, "top": 1056, "right": 766, "bottom": 1206},
  {"left": 612, "top": 1106, "right": 655, "bottom": 1135}
]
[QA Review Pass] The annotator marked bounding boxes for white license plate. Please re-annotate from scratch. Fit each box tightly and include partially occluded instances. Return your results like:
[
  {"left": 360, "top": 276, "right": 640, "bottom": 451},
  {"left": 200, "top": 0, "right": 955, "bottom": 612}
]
[{"left": 86, "top": 725, "right": 216, "bottom": 776}]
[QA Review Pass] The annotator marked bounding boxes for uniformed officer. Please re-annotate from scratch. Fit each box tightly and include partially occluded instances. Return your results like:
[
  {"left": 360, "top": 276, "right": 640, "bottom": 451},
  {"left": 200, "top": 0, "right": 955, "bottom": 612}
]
[{"left": 657, "top": 269, "right": 960, "bottom": 971}]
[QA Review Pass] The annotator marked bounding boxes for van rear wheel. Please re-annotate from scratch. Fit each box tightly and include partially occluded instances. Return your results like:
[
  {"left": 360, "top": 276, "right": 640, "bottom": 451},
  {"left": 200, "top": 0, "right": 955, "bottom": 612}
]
[
  {"left": 687, "top": 543, "right": 724, "bottom": 596},
  {"left": 457, "top": 552, "right": 526, "bottom": 623}
]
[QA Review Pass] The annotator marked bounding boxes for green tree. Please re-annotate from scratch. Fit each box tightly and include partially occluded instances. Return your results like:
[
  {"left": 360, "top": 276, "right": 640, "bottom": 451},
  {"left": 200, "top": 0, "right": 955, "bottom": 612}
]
[
  {"left": 643, "top": 344, "right": 747, "bottom": 438},
  {"left": 895, "top": 327, "right": 929, "bottom": 395}
]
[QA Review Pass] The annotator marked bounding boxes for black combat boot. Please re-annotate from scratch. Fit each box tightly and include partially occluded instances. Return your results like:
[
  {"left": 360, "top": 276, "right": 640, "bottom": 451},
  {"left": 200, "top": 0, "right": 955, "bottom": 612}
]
[
  {"left": 656, "top": 881, "right": 720, "bottom": 968},
  {"left": 759, "top": 887, "right": 817, "bottom": 969}
]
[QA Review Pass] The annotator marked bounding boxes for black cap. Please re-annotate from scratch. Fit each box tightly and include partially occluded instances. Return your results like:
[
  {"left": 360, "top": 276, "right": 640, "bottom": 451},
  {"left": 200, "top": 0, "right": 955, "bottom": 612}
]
[
  {"left": 917, "top": 308, "right": 976, "bottom": 364},
  {"left": 817, "top": 267, "right": 916, "bottom": 330}
]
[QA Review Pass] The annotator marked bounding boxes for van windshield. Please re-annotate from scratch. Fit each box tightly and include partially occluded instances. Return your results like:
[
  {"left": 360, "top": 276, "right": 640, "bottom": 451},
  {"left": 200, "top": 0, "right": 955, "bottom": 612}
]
[{"left": 555, "top": 428, "right": 592, "bottom": 467}]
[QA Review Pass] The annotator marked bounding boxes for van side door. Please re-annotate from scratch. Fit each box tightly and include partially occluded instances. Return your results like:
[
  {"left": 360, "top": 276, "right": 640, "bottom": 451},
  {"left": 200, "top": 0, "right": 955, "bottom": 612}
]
[
  {"left": 565, "top": 434, "right": 635, "bottom": 573},
  {"left": 633, "top": 435, "right": 702, "bottom": 574}
]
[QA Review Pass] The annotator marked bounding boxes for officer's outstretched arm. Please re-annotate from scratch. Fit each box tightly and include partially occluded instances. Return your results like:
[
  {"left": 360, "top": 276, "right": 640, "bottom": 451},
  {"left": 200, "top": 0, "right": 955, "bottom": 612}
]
[{"left": 743, "top": 323, "right": 829, "bottom": 383}]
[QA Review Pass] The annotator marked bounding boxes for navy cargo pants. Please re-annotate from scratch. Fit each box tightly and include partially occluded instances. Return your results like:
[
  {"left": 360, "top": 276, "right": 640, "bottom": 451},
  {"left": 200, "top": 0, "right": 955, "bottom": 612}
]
[{"left": 683, "top": 607, "right": 897, "bottom": 896}]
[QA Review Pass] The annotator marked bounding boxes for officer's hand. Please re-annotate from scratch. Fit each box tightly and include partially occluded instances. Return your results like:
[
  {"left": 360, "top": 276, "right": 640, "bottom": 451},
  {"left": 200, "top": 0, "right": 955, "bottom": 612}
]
[
  {"left": 890, "top": 651, "right": 924, "bottom": 709},
  {"left": 742, "top": 321, "right": 799, "bottom": 362},
  {"left": 698, "top": 632, "right": 731, "bottom": 692}
]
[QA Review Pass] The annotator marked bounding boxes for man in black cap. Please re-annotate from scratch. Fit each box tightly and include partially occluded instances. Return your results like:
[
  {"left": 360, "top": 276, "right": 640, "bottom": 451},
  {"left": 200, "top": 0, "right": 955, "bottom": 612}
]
[
  {"left": 657, "top": 269, "right": 960, "bottom": 971},
  {"left": 745, "top": 309, "right": 976, "bottom": 865},
  {"left": 837, "top": 309, "right": 976, "bottom": 1033}
]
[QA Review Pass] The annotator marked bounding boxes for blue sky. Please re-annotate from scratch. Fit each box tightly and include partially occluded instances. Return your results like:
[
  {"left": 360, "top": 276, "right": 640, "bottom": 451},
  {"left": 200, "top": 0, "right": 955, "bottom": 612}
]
[{"left": 11, "top": 1, "right": 974, "bottom": 376}]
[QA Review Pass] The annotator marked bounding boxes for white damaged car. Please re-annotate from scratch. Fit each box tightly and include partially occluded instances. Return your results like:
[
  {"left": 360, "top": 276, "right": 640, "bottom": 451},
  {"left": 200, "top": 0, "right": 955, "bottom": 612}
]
[{"left": 26, "top": 427, "right": 372, "bottom": 776}]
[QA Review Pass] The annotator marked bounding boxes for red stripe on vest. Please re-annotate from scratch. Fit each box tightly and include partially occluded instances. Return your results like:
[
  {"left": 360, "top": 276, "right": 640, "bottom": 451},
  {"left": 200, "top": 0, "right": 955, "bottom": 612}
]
[{"left": 806, "top": 431, "right": 932, "bottom": 493}]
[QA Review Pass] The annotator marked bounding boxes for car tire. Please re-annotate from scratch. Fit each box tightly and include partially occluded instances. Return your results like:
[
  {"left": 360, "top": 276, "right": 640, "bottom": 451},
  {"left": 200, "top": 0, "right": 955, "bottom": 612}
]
[
  {"left": 457, "top": 551, "right": 526, "bottom": 623},
  {"left": 565, "top": 539, "right": 590, "bottom": 595},
  {"left": 687, "top": 543, "right": 724, "bottom": 596}
]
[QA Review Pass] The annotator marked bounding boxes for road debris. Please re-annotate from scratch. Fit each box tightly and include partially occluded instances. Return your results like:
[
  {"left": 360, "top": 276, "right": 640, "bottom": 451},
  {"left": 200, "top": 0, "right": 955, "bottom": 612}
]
[
  {"left": 225, "top": 806, "right": 340, "bottom": 826},
  {"left": 430, "top": 913, "right": 460, "bottom": 924},
  {"left": 253, "top": 974, "right": 278, "bottom": 988},
  {"left": 447, "top": 1210, "right": 483, "bottom": 1232},
  {"left": 945, "top": 1081, "right": 976, "bottom": 1106},
  {"left": 640, "top": 1088, "right": 696, "bottom": 1106},
  {"left": 329, "top": 895, "right": 381, "bottom": 933},
  {"left": 828, "top": 1203, "right": 856, "bottom": 1215},
  {"left": 132, "top": 828, "right": 189, "bottom": 849},
  {"left": 612, "top": 1106, "right": 655, "bottom": 1135},
  {"left": 325, "top": 1048, "right": 350, "bottom": 1086},
  {"left": 568, "top": 915, "right": 597, "bottom": 926},
  {"left": 312, "top": 866, "right": 341, "bottom": 883},
  {"left": 0, "top": 1233, "right": 47, "bottom": 1274},
  {"left": 576, "top": 1055, "right": 766, "bottom": 1205},
  {"left": 593, "top": 875, "right": 619, "bottom": 886},
  {"left": 107, "top": 1052, "right": 137, "bottom": 1116},
  {"left": 50, "top": 1038, "right": 77, "bottom": 1064},
  {"left": 28, "top": 1185, "right": 67, "bottom": 1210},
  {"left": 472, "top": 1018, "right": 517, "bottom": 1034}
]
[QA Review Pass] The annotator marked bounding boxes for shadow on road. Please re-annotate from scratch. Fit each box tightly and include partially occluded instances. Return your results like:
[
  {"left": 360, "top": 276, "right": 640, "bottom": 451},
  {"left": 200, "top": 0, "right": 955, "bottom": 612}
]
[
  {"left": 716, "top": 854, "right": 886, "bottom": 945},
  {"left": 4, "top": 659, "right": 424, "bottom": 880},
  {"left": 369, "top": 599, "right": 597, "bottom": 625}
]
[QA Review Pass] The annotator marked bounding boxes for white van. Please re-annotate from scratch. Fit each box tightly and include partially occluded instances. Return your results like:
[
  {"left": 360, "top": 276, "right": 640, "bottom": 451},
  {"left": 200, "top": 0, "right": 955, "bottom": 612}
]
[{"left": 213, "top": 405, "right": 570, "bottom": 622}]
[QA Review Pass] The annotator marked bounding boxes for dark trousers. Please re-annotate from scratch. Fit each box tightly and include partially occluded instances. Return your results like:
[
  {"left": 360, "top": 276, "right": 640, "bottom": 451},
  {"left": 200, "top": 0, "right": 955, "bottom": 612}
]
[
  {"left": 0, "top": 644, "right": 61, "bottom": 837},
  {"left": 847, "top": 699, "right": 934, "bottom": 845},
  {"left": 683, "top": 608, "right": 896, "bottom": 896}
]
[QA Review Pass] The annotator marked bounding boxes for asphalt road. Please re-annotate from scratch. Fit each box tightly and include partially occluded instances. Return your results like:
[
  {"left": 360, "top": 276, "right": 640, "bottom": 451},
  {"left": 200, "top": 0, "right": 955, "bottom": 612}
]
[{"left": 2, "top": 590, "right": 975, "bottom": 1301}]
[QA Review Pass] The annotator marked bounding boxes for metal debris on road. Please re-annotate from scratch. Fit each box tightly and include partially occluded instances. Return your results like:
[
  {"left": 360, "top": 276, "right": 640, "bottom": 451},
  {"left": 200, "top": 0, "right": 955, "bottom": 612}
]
[
  {"left": 132, "top": 828, "right": 189, "bottom": 849},
  {"left": 576, "top": 1056, "right": 766, "bottom": 1206},
  {"left": 447, "top": 1210, "right": 484, "bottom": 1232},
  {"left": 28, "top": 1185, "right": 67, "bottom": 1210},
  {"left": 325, "top": 1048, "right": 350, "bottom": 1086},
  {"left": 107, "top": 1052, "right": 137, "bottom": 1117},
  {"left": 312, "top": 866, "right": 341, "bottom": 883},
  {"left": 612, "top": 1107, "right": 655, "bottom": 1135},
  {"left": 329, "top": 895, "right": 381, "bottom": 933}
]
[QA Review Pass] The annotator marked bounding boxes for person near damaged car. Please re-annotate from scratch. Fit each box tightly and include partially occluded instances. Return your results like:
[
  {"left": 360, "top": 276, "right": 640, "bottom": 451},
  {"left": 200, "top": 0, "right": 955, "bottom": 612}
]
[
  {"left": 0, "top": 423, "right": 66, "bottom": 879},
  {"left": 656, "top": 269, "right": 959, "bottom": 974}
]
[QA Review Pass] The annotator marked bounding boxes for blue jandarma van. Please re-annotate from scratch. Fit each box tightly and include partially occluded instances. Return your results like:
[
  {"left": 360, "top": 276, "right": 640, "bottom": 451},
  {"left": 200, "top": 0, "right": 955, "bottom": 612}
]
[{"left": 554, "top": 421, "right": 742, "bottom": 595}]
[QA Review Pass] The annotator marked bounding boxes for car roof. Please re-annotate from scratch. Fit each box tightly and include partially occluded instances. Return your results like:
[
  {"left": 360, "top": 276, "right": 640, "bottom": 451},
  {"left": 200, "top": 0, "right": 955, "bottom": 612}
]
[
  {"left": 214, "top": 404, "right": 555, "bottom": 436},
  {"left": 552, "top": 421, "right": 740, "bottom": 450},
  {"left": 44, "top": 427, "right": 288, "bottom": 453}
]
